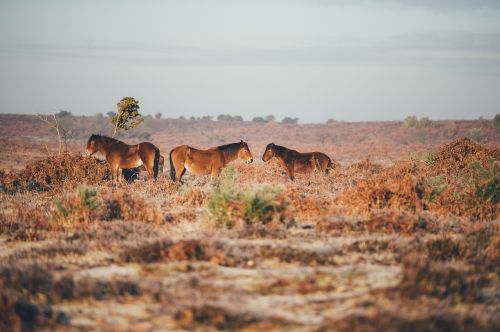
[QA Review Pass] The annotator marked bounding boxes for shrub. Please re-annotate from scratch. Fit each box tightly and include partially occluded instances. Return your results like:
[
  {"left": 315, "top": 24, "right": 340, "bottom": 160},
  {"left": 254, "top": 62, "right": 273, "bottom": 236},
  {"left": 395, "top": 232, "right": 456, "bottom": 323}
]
[
  {"left": 281, "top": 117, "right": 298, "bottom": 124},
  {"left": 402, "top": 116, "right": 433, "bottom": 128},
  {"left": 243, "top": 186, "right": 281, "bottom": 224},
  {"left": 469, "top": 127, "right": 484, "bottom": 141},
  {"left": 471, "top": 160, "right": 499, "bottom": 205},
  {"left": 207, "top": 167, "right": 285, "bottom": 227},
  {"left": 402, "top": 116, "right": 418, "bottom": 128},
  {"left": 155, "top": 112, "right": 162, "bottom": 119},
  {"left": 53, "top": 187, "right": 100, "bottom": 225},
  {"left": 494, "top": 114, "right": 500, "bottom": 128},
  {"left": 416, "top": 117, "right": 433, "bottom": 128},
  {"left": 418, "top": 175, "right": 448, "bottom": 203},
  {"left": 56, "top": 110, "right": 72, "bottom": 117},
  {"left": 252, "top": 116, "right": 267, "bottom": 123}
]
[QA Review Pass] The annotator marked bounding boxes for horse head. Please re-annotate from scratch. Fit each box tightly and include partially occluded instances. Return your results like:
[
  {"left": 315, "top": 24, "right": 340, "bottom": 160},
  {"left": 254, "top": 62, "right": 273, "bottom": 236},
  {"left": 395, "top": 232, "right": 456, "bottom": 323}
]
[
  {"left": 262, "top": 142, "right": 275, "bottom": 162},
  {"left": 238, "top": 140, "right": 253, "bottom": 164}
]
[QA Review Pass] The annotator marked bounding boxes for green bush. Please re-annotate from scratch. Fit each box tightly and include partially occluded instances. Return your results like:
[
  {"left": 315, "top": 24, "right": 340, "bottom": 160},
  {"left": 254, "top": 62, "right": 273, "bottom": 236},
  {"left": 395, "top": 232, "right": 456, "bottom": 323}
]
[
  {"left": 54, "top": 187, "right": 100, "bottom": 225},
  {"left": 419, "top": 176, "right": 448, "bottom": 203},
  {"left": 494, "top": 114, "right": 500, "bottom": 128},
  {"left": 207, "top": 167, "right": 282, "bottom": 227},
  {"left": 471, "top": 160, "right": 499, "bottom": 205}
]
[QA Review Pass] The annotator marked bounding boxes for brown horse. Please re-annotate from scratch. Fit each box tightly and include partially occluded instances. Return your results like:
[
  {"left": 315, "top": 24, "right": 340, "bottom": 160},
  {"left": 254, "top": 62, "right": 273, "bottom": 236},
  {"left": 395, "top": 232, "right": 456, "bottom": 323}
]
[
  {"left": 86, "top": 134, "right": 160, "bottom": 182},
  {"left": 262, "top": 143, "right": 332, "bottom": 180},
  {"left": 169, "top": 140, "right": 253, "bottom": 182}
]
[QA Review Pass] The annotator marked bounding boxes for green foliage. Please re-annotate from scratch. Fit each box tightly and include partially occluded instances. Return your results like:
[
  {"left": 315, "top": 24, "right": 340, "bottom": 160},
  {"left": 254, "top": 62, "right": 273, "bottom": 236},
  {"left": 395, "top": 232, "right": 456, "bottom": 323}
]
[
  {"left": 243, "top": 187, "right": 279, "bottom": 224},
  {"left": 471, "top": 160, "right": 499, "bottom": 205},
  {"left": 419, "top": 176, "right": 448, "bottom": 203},
  {"left": 207, "top": 166, "right": 282, "bottom": 227},
  {"left": 425, "top": 153, "right": 437, "bottom": 166},
  {"left": 494, "top": 114, "right": 500, "bottom": 128},
  {"left": 111, "top": 97, "right": 144, "bottom": 137},
  {"left": 55, "top": 187, "right": 100, "bottom": 225}
]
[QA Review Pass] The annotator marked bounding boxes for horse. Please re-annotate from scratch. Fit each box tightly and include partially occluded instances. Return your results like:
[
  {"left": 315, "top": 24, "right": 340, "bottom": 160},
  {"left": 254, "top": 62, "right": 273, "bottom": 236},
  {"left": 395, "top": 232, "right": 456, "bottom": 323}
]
[
  {"left": 169, "top": 140, "right": 253, "bottom": 182},
  {"left": 262, "top": 143, "right": 332, "bottom": 180},
  {"left": 86, "top": 134, "right": 160, "bottom": 183},
  {"left": 124, "top": 155, "right": 165, "bottom": 182}
]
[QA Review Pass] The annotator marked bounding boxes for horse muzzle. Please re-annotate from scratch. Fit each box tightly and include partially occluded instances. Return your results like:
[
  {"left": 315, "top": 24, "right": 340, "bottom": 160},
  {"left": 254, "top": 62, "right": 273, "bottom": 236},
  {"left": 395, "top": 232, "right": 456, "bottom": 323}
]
[{"left": 247, "top": 159, "right": 253, "bottom": 164}]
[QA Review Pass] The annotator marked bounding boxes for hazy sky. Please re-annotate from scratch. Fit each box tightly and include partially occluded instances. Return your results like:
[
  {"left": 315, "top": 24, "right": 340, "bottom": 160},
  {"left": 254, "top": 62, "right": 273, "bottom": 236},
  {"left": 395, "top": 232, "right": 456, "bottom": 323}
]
[{"left": 1, "top": 0, "right": 499, "bottom": 122}]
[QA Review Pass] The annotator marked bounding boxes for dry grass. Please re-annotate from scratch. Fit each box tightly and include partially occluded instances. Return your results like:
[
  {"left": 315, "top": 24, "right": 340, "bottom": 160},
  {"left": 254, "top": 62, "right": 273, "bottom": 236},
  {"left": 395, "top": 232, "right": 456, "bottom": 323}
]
[{"left": 0, "top": 116, "right": 499, "bottom": 331}]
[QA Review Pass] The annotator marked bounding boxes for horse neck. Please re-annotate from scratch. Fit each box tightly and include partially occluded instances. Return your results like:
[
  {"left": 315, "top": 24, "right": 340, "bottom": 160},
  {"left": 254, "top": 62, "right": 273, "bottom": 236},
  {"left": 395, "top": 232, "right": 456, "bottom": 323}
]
[
  {"left": 96, "top": 136, "right": 121, "bottom": 153},
  {"left": 221, "top": 149, "right": 239, "bottom": 163},
  {"left": 272, "top": 145, "right": 289, "bottom": 160}
]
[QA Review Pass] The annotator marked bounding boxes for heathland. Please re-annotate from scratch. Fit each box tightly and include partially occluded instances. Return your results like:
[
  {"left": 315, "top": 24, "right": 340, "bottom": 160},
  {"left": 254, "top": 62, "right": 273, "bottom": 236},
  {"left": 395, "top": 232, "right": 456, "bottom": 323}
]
[{"left": 0, "top": 114, "right": 499, "bottom": 331}]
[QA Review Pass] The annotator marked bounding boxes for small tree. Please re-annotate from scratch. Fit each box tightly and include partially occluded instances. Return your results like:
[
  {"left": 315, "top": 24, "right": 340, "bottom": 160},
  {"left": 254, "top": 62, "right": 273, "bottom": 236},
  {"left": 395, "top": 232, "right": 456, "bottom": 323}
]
[
  {"left": 38, "top": 113, "right": 73, "bottom": 155},
  {"left": 252, "top": 116, "right": 266, "bottom": 123},
  {"left": 155, "top": 112, "right": 162, "bottom": 119},
  {"left": 281, "top": 117, "right": 298, "bottom": 124},
  {"left": 56, "top": 110, "right": 72, "bottom": 117},
  {"left": 402, "top": 115, "right": 418, "bottom": 128},
  {"left": 111, "top": 97, "right": 144, "bottom": 137},
  {"left": 265, "top": 115, "right": 275, "bottom": 122}
]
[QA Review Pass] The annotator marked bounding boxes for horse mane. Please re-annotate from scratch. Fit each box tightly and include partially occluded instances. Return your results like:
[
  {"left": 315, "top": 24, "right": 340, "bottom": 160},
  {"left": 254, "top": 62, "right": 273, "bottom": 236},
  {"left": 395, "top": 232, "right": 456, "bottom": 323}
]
[
  {"left": 88, "top": 134, "right": 125, "bottom": 148},
  {"left": 217, "top": 142, "right": 242, "bottom": 155},
  {"left": 272, "top": 144, "right": 296, "bottom": 156}
]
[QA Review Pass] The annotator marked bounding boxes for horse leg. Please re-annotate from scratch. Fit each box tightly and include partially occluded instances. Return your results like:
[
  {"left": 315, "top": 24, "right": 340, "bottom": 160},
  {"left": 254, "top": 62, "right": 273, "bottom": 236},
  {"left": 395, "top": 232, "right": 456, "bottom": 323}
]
[
  {"left": 109, "top": 162, "right": 119, "bottom": 184},
  {"left": 211, "top": 167, "right": 221, "bottom": 180},
  {"left": 177, "top": 164, "right": 186, "bottom": 182},
  {"left": 117, "top": 167, "right": 123, "bottom": 184},
  {"left": 286, "top": 164, "right": 295, "bottom": 181}
]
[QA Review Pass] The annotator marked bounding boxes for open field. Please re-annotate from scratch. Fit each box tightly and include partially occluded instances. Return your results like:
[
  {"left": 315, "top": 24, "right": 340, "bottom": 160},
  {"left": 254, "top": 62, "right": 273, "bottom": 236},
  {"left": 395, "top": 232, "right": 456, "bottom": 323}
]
[{"left": 0, "top": 114, "right": 499, "bottom": 331}]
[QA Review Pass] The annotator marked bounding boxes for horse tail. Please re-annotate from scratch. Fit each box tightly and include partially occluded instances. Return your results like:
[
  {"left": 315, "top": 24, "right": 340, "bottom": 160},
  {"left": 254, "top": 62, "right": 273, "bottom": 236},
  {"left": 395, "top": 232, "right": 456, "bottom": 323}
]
[
  {"left": 153, "top": 147, "right": 160, "bottom": 180},
  {"left": 325, "top": 156, "right": 332, "bottom": 175},
  {"left": 169, "top": 148, "right": 176, "bottom": 182}
]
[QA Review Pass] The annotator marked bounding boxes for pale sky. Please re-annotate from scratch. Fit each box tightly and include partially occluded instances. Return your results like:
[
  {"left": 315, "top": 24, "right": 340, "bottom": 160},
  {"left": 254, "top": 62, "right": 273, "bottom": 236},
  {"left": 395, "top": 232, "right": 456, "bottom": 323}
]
[{"left": 1, "top": 0, "right": 499, "bottom": 122}]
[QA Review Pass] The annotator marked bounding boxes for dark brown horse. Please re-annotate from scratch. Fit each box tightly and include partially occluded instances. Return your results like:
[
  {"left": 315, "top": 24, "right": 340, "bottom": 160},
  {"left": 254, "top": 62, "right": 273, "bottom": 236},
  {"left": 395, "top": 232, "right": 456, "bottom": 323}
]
[
  {"left": 86, "top": 134, "right": 160, "bottom": 182},
  {"left": 262, "top": 143, "right": 332, "bottom": 180},
  {"left": 169, "top": 140, "right": 253, "bottom": 182}
]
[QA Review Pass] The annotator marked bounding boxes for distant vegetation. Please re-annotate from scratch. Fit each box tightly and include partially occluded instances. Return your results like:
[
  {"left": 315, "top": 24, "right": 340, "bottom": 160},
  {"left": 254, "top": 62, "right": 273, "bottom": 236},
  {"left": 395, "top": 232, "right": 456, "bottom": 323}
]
[
  {"left": 281, "top": 117, "right": 299, "bottom": 124},
  {"left": 217, "top": 114, "right": 243, "bottom": 122},
  {"left": 402, "top": 116, "right": 433, "bottom": 128},
  {"left": 494, "top": 114, "right": 500, "bottom": 127}
]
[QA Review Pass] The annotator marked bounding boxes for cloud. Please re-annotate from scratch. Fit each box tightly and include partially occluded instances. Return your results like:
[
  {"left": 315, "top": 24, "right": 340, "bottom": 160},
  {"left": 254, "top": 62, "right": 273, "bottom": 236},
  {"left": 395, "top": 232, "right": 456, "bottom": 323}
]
[
  {"left": 311, "top": 0, "right": 500, "bottom": 11},
  {"left": 2, "top": 31, "right": 499, "bottom": 73}
]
